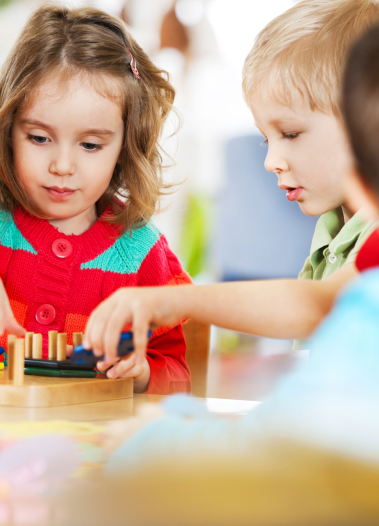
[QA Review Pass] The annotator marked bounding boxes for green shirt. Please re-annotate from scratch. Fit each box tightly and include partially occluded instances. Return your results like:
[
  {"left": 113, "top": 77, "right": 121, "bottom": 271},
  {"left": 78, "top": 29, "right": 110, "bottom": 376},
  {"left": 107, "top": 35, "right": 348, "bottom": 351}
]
[{"left": 294, "top": 207, "right": 378, "bottom": 350}]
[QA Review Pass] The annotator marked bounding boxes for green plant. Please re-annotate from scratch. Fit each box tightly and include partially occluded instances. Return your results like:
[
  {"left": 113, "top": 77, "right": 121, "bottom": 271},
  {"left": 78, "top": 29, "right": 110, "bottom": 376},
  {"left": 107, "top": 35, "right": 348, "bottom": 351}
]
[{"left": 0, "top": 0, "right": 13, "bottom": 9}]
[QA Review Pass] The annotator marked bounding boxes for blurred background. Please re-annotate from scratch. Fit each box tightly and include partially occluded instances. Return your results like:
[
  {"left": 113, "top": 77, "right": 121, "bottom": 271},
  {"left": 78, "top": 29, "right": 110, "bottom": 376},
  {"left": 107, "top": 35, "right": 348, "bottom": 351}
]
[{"left": 0, "top": 0, "right": 317, "bottom": 400}]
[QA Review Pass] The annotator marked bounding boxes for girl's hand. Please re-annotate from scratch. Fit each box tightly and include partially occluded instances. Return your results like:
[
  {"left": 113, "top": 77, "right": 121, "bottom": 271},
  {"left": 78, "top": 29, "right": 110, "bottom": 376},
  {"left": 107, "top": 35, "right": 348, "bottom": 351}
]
[
  {"left": 0, "top": 279, "right": 25, "bottom": 336},
  {"left": 84, "top": 286, "right": 188, "bottom": 364},
  {"left": 97, "top": 352, "right": 151, "bottom": 392}
]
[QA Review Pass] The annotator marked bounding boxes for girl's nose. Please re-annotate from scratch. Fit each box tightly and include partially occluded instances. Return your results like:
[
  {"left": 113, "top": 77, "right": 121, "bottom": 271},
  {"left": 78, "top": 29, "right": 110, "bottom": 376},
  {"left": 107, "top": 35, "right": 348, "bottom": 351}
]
[
  {"left": 264, "top": 144, "right": 289, "bottom": 174},
  {"left": 49, "top": 154, "right": 75, "bottom": 177}
]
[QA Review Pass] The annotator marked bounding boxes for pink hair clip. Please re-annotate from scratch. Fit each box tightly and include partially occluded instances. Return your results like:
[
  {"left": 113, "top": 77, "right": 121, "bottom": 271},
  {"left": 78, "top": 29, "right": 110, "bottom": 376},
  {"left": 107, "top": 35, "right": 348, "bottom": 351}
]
[{"left": 127, "top": 47, "right": 140, "bottom": 79}]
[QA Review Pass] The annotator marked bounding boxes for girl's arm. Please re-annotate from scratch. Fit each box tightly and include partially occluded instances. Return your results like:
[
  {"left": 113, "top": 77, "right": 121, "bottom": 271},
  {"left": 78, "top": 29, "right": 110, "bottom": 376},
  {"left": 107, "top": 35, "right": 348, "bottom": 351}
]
[
  {"left": 84, "top": 263, "right": 357, "bottom": 363},
  {"left": 0, "top": 279, "right": 25, "bottom": 337}
]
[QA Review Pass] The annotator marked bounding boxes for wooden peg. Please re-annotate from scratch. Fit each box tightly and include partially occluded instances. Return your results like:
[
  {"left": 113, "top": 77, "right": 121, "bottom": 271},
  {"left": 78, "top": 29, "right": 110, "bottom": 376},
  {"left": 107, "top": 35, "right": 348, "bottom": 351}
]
[
  {"left": 25, "top": 332, "right": 33, "bottom": 359},
  {"left": 73, "top": 332, "right": 83, "bottom": 348},
  {"left": 32, "top": 334, "right": 42, "bottom": 360},
  {"left": 7, "top": 334, "right": 16, "bottom": 381},
  {"left": 48, "top": 330, "right": 58, "bottom": 360},
  {"left": 13, "top": 338, "right": 24, "bottom": 386},
  {"left": 57, "top": 333, "right": 67, "bottom": 361}
]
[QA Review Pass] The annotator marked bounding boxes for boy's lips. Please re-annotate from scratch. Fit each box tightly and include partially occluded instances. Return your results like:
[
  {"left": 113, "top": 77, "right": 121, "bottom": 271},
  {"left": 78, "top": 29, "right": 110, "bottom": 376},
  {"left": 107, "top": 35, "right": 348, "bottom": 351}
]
[
  {"left": 44, "top": 186, "right": 76, "bottom": 199},
  {"left": 279, "top": 185, "right": 304, "bottom": 202}
]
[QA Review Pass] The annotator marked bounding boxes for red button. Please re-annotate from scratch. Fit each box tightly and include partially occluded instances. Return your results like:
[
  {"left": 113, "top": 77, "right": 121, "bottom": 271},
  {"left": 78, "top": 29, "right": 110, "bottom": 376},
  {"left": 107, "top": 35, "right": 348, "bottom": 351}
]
[
  {"left": 35, "top": 304, "right": 56, "bottom": 325},
  {"left": 52, "top": 239, "right": 73, "bottom": 259}
]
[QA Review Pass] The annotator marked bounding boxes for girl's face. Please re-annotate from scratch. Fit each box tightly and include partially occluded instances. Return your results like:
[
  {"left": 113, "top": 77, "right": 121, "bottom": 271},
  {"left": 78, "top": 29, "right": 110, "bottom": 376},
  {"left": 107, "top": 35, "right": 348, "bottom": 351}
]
[
  {"left": 12, "top": 74, "right": 124, "bottom": 235},
  {"left": 250, "top": 93, "right": 353, "bottom": 220}
]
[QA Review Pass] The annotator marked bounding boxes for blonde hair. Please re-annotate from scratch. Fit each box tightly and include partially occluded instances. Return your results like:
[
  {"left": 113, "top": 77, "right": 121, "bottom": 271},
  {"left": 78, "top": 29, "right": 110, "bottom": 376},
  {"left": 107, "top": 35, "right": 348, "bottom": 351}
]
[
  {"left": 243, "top": 0, "right": 379, "bottom": 116},
  {"left": 0, "top": 5, "right": 176, "bottom": 231}
]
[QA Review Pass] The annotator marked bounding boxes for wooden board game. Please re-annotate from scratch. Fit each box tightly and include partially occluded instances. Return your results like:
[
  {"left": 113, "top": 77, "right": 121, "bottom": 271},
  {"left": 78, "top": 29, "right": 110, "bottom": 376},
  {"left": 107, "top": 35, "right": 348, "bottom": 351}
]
[
  {"left": 0, "top": 332, "right": 133, "bottom": 408},
  {"left": 0, "top": 370, "right": 133, "bottom": 408}
]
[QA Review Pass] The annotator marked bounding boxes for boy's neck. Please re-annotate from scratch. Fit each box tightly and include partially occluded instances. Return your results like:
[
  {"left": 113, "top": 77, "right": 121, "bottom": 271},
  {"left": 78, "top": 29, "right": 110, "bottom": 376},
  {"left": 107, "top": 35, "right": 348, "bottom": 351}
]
[
  {"left": 342, "top": 205, "right": 354, "bottom": 224},
  {"left": 48, "top": 205, "right": 98, "bottom": 236}
]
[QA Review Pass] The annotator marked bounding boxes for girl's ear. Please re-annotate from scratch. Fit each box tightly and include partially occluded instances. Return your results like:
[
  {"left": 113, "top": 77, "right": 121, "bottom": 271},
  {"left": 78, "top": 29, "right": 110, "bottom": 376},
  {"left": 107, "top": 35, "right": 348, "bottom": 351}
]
[{"left": 345, "top": 166, "right": 379, "bottom": 220}]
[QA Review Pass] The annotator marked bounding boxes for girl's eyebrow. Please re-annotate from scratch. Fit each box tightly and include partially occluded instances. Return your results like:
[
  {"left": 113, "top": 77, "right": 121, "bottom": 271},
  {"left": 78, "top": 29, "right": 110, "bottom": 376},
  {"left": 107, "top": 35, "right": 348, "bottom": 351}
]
[{"left": 20, "top": 118, "right": 116, "bottom": 136}]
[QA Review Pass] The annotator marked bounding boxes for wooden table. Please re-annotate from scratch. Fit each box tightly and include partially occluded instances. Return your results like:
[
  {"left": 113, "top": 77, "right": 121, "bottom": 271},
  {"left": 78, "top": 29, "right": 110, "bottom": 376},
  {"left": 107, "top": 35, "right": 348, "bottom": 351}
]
[{"left": 0, "top": 393, "right": 260, "bottom": 422}]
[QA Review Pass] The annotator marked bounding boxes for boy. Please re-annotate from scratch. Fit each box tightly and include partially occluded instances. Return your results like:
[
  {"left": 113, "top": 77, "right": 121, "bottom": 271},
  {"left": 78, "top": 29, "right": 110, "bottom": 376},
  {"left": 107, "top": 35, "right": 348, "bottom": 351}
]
[
  {"left": 84, "top": 0, "right": 379, "bottom": 368},
  {"left": 98, "top": 23, "right": 379, "bottom": 525}
]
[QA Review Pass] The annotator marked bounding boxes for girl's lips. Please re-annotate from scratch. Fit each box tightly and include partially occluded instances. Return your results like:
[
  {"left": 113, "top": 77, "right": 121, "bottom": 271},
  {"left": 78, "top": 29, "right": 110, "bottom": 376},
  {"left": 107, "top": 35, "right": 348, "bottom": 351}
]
[
  {"left": 44, "top": 187, "right": 76, "bottom": 199},
  {"left": 286, "top": 187, "right": 303, "bottom": 202}
]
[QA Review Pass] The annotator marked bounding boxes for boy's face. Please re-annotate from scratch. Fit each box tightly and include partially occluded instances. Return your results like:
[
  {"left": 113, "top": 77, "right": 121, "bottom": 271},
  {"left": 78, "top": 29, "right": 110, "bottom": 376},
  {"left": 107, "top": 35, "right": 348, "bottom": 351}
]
[{"left": 250, "top": 93, "right": 353, "bottom": 218}]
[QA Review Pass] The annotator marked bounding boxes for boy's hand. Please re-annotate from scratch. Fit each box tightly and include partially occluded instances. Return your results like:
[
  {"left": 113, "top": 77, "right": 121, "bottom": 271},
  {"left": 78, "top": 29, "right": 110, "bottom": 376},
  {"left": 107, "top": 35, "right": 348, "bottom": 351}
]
[
  {"left": 0, "top": 279, "right": 25, "bottom": 336},
  {"left": 84, "top": 286, "right": 187, "bottom": 365}
]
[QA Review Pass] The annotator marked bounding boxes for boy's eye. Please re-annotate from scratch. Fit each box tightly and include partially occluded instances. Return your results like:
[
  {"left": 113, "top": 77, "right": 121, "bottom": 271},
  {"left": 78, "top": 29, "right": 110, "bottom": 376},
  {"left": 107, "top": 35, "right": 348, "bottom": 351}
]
[
  {"left": 28, "top": 134, "right": 49, "bottom": 145},
  {"left": 283, "top": 132, "right": 300, "bottom": 140},
  {"left": 81, "top": 142, "right": 103, "bottom": 152}
]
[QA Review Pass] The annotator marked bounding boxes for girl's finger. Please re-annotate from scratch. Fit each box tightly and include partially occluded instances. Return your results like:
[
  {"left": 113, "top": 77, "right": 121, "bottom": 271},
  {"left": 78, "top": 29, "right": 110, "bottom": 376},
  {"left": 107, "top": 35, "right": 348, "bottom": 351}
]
[
  {"left": 6, "top": 317, "right": 26, "bottom": 336},
  {"left": 96, "top": 357, "right": 120, "bottom": 371},
  {"left": 107, "top": 360, "right": 142, "bottom": 380}
]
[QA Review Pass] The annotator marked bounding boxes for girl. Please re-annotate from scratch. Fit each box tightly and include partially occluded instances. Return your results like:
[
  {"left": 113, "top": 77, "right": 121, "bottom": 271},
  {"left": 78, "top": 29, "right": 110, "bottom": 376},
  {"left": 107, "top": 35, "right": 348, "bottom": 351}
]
[{"left": 0, "top": 5, "right": 191, "bottom": 394}]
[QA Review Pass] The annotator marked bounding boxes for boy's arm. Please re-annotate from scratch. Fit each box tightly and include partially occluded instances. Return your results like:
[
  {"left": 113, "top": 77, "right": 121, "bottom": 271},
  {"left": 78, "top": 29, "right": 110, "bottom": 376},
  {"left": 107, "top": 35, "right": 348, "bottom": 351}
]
[
  {"left": 179, "top": 264, "right": 357, "bottom": 338},
  {"left": 84, "top": 264, "right": 357, "bottom": 362}
]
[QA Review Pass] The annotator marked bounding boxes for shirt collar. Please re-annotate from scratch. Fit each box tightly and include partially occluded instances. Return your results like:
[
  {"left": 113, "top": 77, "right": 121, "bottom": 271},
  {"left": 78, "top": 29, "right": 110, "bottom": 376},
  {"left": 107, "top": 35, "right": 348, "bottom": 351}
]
[{"left": 310, "top": 207, "right": 366, "bottom": 269}]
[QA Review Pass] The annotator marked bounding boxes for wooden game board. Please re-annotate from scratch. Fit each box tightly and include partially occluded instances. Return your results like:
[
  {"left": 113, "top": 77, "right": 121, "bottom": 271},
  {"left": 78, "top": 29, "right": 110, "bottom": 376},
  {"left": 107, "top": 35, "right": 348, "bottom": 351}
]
[{"left": 0, "top": 369, "right": 133, "bottom": 408}]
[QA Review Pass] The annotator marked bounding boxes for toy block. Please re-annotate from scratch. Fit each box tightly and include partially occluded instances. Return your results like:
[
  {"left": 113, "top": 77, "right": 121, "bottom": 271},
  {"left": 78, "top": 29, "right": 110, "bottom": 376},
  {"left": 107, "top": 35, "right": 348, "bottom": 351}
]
[
  {"left": 57, "top": 333, "right": 67, "bottom": 361},
  {"left": 32, "top": 333, "right": 42, "bottom": 359},
  {"left": 13, "top": 338, "right": 24, "bottom": 387},
  {"left": 73, "top": 332, "right": 83, "bottom": 348},
  {"left": 24, "top": 332, "right": 33, "bottom": 359},
  {"left": 7, "top": 335, "right": 16, "bottom": 381},
  {"left": 48, "top": 330, "right": 58, "bottom": 360}
]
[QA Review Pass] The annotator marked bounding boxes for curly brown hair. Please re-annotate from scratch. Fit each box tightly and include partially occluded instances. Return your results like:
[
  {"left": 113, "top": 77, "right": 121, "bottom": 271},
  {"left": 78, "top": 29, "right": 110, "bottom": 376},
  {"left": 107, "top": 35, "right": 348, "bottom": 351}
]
[{"left": 0, "top": 5, "right": 176, "bottom": 231}]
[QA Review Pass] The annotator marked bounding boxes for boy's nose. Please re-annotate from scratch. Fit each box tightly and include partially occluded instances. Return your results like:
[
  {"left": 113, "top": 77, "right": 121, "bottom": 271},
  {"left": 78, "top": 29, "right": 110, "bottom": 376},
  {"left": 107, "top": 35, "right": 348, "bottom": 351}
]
[{"left": 264, "top": 146, "right": 289, "bottom": 174}]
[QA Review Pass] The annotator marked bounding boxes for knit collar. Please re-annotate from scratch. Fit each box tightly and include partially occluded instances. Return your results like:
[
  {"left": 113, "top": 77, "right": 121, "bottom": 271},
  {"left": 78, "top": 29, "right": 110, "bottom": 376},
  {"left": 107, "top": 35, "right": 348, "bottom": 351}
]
[{"left": 13, "top": 204, "right": 122, "bottom": 263}]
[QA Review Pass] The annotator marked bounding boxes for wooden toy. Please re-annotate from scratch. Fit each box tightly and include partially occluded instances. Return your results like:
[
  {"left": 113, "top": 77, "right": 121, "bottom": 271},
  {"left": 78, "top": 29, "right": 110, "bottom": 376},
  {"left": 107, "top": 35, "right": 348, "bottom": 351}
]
[
  {"left": 48, "top": 330, "right": 58, "bottom": 360},
  {"left": 73, "top": 332, "right": 83, "bottom": 348},
  {"left": 24, "top": 332, "right": 33, "bottom": 359},
  {"left": 57, "top": 333, "right": 67, "bottom": 361},
  {"left": 7, "top": 335, "right": 16, "bottom": 381},
  {"left": 0, "top": 332, "right": 133, "bottom": 408},
  {"left": 14, "top": 338, "right": 24, "bottom": 387},
  {"left": 32, "top": 333, "right": 42, "bottom": 359}
]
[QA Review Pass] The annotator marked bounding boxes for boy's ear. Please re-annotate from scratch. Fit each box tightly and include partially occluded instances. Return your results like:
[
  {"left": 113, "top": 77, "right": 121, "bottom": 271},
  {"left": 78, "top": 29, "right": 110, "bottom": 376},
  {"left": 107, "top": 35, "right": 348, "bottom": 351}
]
[{"left": 345, "top": 166, "right": 379, "bottom": 220}]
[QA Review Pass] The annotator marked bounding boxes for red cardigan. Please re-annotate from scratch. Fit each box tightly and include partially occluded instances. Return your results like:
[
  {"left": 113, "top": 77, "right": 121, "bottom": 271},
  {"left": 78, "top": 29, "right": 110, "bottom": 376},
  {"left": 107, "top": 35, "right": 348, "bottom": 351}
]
[
  {"left": 0, "top": 206, "right": 192, "bottom": 395},
  {"left": 355, "top": 229, "right": 379, "bottom": 273}
]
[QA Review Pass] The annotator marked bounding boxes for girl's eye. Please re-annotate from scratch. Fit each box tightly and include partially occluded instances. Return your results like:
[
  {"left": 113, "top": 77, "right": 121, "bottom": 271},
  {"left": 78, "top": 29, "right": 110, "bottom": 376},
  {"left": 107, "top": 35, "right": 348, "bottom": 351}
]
[
  {"left": 283, "top": 132, "right": 300, "bottom": 140},
  {"left": 260, "top": 138, "right": 268, "bottom": 146},
  {"left": 28, "top": 134, "right": 49, "bottom": 145},
  {"left": 81, "top": 142, "right": 103, "bottom": 152}
]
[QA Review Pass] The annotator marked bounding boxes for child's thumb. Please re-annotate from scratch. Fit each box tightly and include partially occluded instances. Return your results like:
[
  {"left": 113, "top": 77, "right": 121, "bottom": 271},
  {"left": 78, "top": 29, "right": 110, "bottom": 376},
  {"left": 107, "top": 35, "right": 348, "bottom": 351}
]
[{"left": 6, "top": 317, "right": 26, "bottom": 336}]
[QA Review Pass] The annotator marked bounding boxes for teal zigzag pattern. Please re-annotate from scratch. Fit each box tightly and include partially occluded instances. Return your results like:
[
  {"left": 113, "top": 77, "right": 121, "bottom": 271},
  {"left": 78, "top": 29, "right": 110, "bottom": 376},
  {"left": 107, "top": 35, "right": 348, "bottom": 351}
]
[
  {"left": 0, "top": 209, "right": 37, "bottom": 254},
  {"left": 81, "top": 222, "right": 161, "bottom": 274}
]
